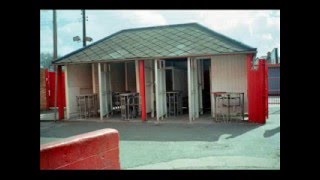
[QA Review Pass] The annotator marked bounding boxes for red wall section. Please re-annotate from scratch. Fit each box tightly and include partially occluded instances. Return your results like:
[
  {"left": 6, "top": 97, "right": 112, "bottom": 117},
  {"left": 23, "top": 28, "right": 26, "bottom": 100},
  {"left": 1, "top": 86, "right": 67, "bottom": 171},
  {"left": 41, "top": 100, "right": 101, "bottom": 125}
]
[
  {"left": 46, "top": 71, "right": 66, "bottom": 108},
  {"left": 40, "top": 128, "right": 121, "bottom": 170},
  {"left": 247, "top": 56, "right": 268, "bottom": 124}
]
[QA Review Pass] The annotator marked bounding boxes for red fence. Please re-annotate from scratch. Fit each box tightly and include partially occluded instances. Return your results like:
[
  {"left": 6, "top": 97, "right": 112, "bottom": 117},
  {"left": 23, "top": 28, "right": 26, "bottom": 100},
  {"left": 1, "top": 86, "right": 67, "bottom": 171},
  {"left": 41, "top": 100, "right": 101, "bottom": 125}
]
[
  {"left": 40, "top": 128, "right": 121, "bottom": 170},
  {"left": 45, "top": 69, "right": 66, "bottom": 108},
  {"left": 248, "top": 58, "right": 268, "bottom": 124}
]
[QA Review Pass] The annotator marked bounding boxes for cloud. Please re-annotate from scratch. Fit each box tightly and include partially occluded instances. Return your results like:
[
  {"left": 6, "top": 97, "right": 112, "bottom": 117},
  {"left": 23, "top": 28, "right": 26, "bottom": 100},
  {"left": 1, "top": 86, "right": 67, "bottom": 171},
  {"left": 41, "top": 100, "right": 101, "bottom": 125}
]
[
  {"left": 117, "top": 10, "right": 167, "bottom": 26},
  {"left": 261, "top": 33, "right": 273, "bottom": 41},
  {"left": 40, "top": 10, "right": 279, "bottom": 58},
  {"left": 191, "top": 10, "right": 280, "bottom": 57}
]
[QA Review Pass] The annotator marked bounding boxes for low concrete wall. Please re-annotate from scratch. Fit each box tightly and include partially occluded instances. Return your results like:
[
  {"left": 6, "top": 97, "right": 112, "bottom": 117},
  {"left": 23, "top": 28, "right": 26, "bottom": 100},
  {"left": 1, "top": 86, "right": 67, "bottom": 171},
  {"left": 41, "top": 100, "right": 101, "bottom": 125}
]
[{"left": 40, "top": 128, "right": 120, "bottom": 170}]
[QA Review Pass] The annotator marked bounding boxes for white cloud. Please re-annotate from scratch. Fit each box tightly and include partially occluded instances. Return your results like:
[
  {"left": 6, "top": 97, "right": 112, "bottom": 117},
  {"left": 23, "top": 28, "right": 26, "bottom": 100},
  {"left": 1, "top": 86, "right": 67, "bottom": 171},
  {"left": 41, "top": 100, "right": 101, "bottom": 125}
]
[
  {"left": 188, "top": 10, "right": 279, "bottom": 57},
  {"left": 261, "top": 33, "right": 273, "bottom": 41},
  {"left": 40, "top": 10, "right": 280, "bottom": 58},
  {"left": 118, "top": 10, "right": 167, "bottom": 26}
]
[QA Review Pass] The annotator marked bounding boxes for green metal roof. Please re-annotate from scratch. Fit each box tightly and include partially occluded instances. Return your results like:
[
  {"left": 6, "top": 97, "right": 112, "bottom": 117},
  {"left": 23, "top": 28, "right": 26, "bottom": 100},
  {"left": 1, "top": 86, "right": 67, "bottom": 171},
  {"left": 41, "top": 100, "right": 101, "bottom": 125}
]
[{"left": 53, "top": 23, "right": 256, "bottom": 64}]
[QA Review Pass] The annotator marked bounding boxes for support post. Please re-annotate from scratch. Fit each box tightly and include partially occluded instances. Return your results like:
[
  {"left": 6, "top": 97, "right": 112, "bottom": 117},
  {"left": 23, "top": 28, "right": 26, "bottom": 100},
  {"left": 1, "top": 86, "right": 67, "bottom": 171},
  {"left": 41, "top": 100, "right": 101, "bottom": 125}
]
[
  {"left": 135, "top": 60, "right": 140, "bottom": 93},
  {"left": 64, "top": 65, "right": 70, "bottom": 119},
  {"left": 92, "top": 64, "right": 96, "bottom": 93},
  {"left": 98, "top": 63, "right": 103, "bottom": 120},
  {"left": 125, "top": 62, "right": 128, "bottom": 91},
  {"left": 139, "top": 60, "right": 147, "bottom": 121},
  {"left": 187, "top": 57, "right": 193, "bottom": 123},
  {"left": 247, "top": 54, "right": 254, "bottom": 121}
]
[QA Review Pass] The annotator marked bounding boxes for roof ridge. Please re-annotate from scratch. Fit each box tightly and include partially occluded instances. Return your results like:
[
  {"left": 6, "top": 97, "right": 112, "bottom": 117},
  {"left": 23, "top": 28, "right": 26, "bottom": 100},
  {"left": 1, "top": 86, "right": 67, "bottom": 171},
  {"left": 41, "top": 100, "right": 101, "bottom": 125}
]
[{"left": 121, "top": 22, "right": 199, "bottom": 32}]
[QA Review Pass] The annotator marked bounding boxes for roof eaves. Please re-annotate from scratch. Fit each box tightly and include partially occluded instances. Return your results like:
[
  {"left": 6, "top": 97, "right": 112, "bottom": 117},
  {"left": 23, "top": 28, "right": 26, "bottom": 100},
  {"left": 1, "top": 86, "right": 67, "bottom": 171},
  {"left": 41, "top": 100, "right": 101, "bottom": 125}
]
[
  {"left": 53, "top": 50, "right": 257, "bottom": 65},
  {"left": 195, "top": 23, "right": 256, "bottom": 51}
]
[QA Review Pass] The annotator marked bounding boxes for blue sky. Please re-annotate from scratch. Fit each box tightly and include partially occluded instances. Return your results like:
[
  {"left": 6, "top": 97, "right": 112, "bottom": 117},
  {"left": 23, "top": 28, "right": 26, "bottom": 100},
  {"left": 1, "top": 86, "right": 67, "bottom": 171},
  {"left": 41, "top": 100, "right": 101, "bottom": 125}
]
[{"left": 40, "top": 10, "right": 280, "bottom": 58}]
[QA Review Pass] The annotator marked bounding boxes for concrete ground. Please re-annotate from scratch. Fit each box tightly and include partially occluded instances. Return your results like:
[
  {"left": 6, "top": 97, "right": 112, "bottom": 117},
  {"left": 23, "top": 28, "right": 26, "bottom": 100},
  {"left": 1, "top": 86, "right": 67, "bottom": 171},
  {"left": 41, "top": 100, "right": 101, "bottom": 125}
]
[{"left": 40, "top": 105, "right": 280, "bottom": 169}]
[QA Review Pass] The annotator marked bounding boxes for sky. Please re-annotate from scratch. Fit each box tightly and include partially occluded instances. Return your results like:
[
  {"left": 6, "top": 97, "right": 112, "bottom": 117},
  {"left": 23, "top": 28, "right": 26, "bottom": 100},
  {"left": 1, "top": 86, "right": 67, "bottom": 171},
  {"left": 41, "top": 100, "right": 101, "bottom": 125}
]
[{"left": 40, "top": 10, "right": 280, "bottom": 58}]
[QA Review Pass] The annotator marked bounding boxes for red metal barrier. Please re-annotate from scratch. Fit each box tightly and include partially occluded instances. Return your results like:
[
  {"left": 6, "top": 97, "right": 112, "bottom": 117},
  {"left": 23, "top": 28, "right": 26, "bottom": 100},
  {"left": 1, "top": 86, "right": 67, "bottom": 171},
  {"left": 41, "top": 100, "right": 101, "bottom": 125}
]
[
  {"left": 40, "top": 128, "right": 120, "bottom": 170},
  {"left": 247, "top": 56, "right": 268, "bottom": 124},
  {"left": 45, "top": 70, "right": 66, "bottom": 108}
]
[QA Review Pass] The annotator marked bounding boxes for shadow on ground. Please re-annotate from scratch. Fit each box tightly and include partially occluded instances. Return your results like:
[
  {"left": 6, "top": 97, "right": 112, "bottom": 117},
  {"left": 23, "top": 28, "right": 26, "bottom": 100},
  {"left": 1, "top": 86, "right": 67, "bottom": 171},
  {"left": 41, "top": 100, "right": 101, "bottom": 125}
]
[
  {"left": 41, "top": 120, "right": 261, "bottom": 142},
  {"left": 264, "top": 126, "right": 280, "bottom": 138}
]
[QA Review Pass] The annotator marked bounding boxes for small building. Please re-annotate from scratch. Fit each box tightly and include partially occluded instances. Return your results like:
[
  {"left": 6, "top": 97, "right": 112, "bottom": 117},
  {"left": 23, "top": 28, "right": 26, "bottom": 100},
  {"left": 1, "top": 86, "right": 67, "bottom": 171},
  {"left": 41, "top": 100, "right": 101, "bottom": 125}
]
[{"left": 52, "top": 23, "right": 264, "bottom": 123}]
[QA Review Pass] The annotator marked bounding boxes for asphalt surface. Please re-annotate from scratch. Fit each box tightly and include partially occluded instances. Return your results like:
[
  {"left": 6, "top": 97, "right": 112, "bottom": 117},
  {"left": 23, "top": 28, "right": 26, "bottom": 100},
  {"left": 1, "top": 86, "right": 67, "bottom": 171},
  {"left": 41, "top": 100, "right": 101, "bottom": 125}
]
[{"left": 40, "top": 106, "right": 280, "bottom": 169}]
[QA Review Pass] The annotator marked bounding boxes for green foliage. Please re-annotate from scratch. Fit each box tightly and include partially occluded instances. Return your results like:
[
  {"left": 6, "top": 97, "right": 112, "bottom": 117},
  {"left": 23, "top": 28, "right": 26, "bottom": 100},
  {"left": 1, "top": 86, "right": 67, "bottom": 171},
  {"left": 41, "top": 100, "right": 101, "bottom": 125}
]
[{"left": 40, "top": 53, "right": 61, "bottom": 70}]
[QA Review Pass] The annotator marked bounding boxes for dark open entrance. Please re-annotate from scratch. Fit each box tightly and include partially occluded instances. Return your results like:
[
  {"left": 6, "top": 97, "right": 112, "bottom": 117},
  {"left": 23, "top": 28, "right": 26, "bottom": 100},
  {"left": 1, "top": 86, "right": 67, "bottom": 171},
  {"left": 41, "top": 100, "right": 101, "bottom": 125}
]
[
  {"left": 202, "top": 59, "right": 211, "bottom": 114},
  {"left": 164, "top": 58, "right": 189, "bottom": 116}
]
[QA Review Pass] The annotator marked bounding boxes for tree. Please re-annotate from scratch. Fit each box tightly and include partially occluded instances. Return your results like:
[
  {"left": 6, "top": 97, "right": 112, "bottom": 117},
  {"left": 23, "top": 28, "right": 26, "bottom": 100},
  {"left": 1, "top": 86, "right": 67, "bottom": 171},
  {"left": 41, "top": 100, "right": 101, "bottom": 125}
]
[{"left": 40, "top": 52, "right": 61, "bottom": 70}]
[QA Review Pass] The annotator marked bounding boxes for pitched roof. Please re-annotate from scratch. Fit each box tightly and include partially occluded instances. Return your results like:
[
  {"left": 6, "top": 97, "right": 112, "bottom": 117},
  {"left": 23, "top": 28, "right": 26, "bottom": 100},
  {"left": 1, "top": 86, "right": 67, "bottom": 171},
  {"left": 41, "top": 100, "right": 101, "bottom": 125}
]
[{"left": 53, "top": 23, "right": 256, "bottom": 64}]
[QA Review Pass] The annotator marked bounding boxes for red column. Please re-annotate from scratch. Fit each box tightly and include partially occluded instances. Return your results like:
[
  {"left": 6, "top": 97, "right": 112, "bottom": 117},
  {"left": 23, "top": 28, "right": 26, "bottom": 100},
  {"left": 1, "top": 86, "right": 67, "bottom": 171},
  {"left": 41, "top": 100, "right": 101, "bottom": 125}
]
[
  {"left": 247, "top": 54, "right": 253, "bottom": 122},
  {"left": 265, "top": 60, "right": 269, "bottom": 120},
  {"left": 139, "top": 60, "right": 147, "bottom": 121},
  {"left": 57, "top": 65, "right": 64, "bottom": 120},
  {"left": 45, "top": 69, "right": 50, "bottom": 110}
]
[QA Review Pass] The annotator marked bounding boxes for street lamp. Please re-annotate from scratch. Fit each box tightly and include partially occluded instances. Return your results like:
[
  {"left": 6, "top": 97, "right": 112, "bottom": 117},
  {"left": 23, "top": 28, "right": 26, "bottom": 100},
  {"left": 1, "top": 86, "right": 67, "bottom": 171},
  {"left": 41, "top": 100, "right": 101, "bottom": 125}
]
[{"left": 73, "top": 36, "right": 93, "bottom": 43}]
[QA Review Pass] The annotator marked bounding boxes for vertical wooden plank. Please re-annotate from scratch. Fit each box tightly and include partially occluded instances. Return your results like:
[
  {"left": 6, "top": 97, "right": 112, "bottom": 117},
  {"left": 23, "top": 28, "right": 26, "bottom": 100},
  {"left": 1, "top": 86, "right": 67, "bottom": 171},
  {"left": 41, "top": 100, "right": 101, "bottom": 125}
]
[
  {"left": 92, "top": 64, "right": 96, "bottom": 93},
  {"left": 198, "top": 59, "right": 203, "bottom": 115},
  {"left": 194, "top": 59, "right": 199, "bottom": 118},
  {"left": 107, "top": 64, "right": 112, "bottom": 115},
  {"left": 98, "top": 63, "right": 103, "bottom": 120},
  {"left": 187, "top": 57, "right": 193, "bottom": 122},
  {"left": 64, "top": 65, "right": 70, "bottom": 119},
  {"left": 135, "top": 60, "right": 140, "bottom": 93},
  {"left": 155, "top": 60, "right": 159, "bottom": 122},
  {"left": 151, "top": 60, "right": 155, "bottom": 118},
  {"left": 162, "top": 61, "right": 167, "bottom": 118}
]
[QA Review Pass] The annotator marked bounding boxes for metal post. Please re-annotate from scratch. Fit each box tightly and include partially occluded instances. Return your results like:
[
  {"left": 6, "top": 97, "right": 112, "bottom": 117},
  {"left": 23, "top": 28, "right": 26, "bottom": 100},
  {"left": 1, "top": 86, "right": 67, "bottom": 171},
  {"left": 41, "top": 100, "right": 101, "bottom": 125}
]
[
  {"left": 53, "top": 10, "right": 58, "bottom": 121},
  {"left": 53, "top": 10, "right": 57, "bottom": 60},
  {"left": 82, "top": 9, "right": 86, "bottom": 47}
]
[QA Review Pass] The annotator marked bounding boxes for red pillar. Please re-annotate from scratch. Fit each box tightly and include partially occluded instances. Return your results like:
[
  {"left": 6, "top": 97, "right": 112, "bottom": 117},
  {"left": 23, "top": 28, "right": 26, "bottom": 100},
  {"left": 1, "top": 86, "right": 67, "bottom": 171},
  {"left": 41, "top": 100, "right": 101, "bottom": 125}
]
[
  {"left": 247, "top": 54, "right": 253, "bottom": 122},
  {"left": 57, "top": 65, "right": 64, "bottom": 120},
  {"left": 139, "top": 60, "right": 147, "bottom": 121},
  {"left": 45, "top": 69, "right": 50, "bottom": 110}
]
